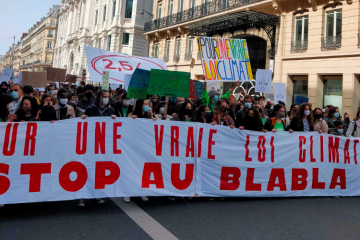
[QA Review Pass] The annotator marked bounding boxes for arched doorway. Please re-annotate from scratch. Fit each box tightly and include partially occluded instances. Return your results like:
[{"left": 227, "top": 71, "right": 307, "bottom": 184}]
[{"left": 224, "top": 35, "right": 267, "bottom": 97}]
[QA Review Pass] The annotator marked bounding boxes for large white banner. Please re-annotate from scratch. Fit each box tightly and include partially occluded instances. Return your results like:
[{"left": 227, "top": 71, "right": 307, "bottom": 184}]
[
  {"left": 84, "top": 46, "right": 168, "bottom": 84},
  {"left": 1, "top": 118, "right": 360, "bottom": 205},
  {"left": 197, "top": 36, "right": 253, "bottom": 82}
]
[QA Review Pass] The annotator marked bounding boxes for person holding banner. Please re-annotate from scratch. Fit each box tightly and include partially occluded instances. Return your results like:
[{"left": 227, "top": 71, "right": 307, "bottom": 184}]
[
  {"left": 239, "top": 107, "right": 265, "bottom": 132},
  {"left": 288, "top": 103, "right": 314, "bottom": 133},
  {"left": 313, "top": 108, "right": 328, "bottom": 134},
  {"left": 53, "top": 89, "right": 75, "bottom": 120},
  {"left": 132, "top": 99, "right": 154, "bottom": 120},
  {"left": 345, "top": 110, "right": 360, "bottom": 137},
  {"left": 195, "top": 105, "right": 212, "bottom": 123},
  {"left": 81, "top": 90, "right": 116, "bottom": 119},
  {"left": 211, "top": 99, "right": 235, "bottom": 128},
  {"left": 235, "top": 95, "right": 254, "bottom": 128},
  {"left": 7, "top": 96, "right": 40, "bottom": 122},
  {"left": 0, "top": 93, "right": 12, "bottom": 122},
  {"left": 171, "top": 100, "right": 194, "bottom": 122},
  {"left": 264, "top": 104, "right": 290, "bottom": 132},
  {"left": 77, "top": 84, "right": 95, "bottom": 117},
  {"left": 112, "top": 90, "right": 134, "bottom": 118}
]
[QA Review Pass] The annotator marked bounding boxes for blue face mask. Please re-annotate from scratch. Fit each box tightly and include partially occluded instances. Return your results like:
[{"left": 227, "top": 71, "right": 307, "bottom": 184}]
[
  {"left": 270, "top": 107, "right": 274, "bottom": 110},
  {"left": 245, "top": 102, "right": 252, "bottom": 109},
  {"left": 47, "top": 91, "right": 52, "bottom": 94},
  {"left": 11, "top": 91, "right": 18, "bottom": 99},
  {"left": 143, "top": 106, "right": 149, "bottom": 112},
  {"left": 334, "top": 113, "right": 340, "bottom": 118},
  {"left": 214, "top": 95, "right": 219, "bottom": 101},
  {"left": 337, "top": 129, "right": 343, "bottom": 134}
]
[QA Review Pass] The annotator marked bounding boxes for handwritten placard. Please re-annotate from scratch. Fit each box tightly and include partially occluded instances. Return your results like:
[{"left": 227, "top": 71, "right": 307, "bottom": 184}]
[
  {"left": 47, "top": 67, "right": 66, "bottom": 82},
  {"left": 66, "top": 74, "right": 77, "bottom": 83},
  {"left": 127, "top": 68, "right": 150, "bottom": 99},
  {"left": 295, "top": 96, "right": 309, "bottom": 105},
  {"left": 149, "top": 69, "right": 190, "bottom": 98},
  {"left": 255, "top": 69, "right": 272, "bottom": 93}
]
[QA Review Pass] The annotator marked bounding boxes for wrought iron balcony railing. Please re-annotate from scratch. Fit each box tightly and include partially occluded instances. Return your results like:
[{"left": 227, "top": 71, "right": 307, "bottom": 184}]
[
  {"left": 321, "top": 36, "right": 341, "bottom": 50},
  {"left": 185, "top": 52, "right": 193, "bottom": 61},
  {"left": 163, "top": 55, "right": 169, "bottom": 63},
  {"left": 173, "top": 54, "right": 180, "bottom": 62},
  {"left": 144, "top": 0, "right": 265, "bottom": 32},
  {"left": 291, "top": 40, "right": 308, "bottom": 52}
]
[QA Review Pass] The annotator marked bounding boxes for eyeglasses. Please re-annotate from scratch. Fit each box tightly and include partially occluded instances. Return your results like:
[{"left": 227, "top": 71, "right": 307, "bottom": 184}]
[{"left": 9, "top": 89, "right": 18, "bottom": 92}]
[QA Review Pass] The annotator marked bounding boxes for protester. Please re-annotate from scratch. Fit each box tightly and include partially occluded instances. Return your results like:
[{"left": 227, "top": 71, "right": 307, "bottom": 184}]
[
  {"left": 288, "top": 104, "right": 298, "bottom": 117},
  {"left": 82, "top": 90, "right": 116, "bottom": 118},
  {"left": 195, "top": 105, "right": 212, "bottom": 123},
  {"left": 77, "top": 84, "right": 95, "bottom": 117},
  {"left": 211, "top": 98, "right": 235, "bottom": 128},
  {"left": 264, "top": 104, "right": 289, "bottom": 132},
  {"left": 0, "top": 94, "right": 12, "bottom": 122},
  {"left": 235, "top": 95, "right": 254, "bottom": 127},
  {"left": 39, "top": 105, "right": 57, "bottom": 121},
  {"left": 171, "top": 100, "right": 194, "bottom": 122},
  {"left": 288, "top": 103, "right": 314, "bottom": 132},
  {"left": 33, "top": 89, "right": 40, "bottom": 103},
  {"left": 255, "top": 103, "right": 268, "bottom": 125},
  {"left": 51, "top": 90, "right": 58, "bottom": 98},
  {"left": 324, "top": 106, "right": 340, "bottom": 129},
  {"left": 7, "top": 96, "right": 40, "bottom": 122},
  {"left": 67, "top": 92, "right": 77, "bottom": 110},
  {"left": 329, "top": 120, "right": 345, "bottom": 136},
  {"left": 46, "top": 83, "right": 56, "bottom": 94},
  {"left": 345, "top": 110, "right": 360, "bottom": 137},
  {"left": 0, "top": 81, "right": 8, "bottom": 93},
  {"left": 40, "top": 93, "right": 53, "bottom": 107},
  {"left": 112, "top": 91, "right": 134, "bottom": 117},
  {"left": 202, "top": 82, "right": 239, "bottom": 113},
  {"left": 9, "top": 84, "right": 23, "bottom": 114},
  {"left": 54, "top": 89, "right": 75, "bottom": 120},
  {"left": 132, "top": 99, "right": 154, "bottom": 120},
  {"left": 313, "top": 108, "right": 328, "bottom": 133},
  {"left": 23, "top": 85, "right": 40, "bottom": 105},
  {"left": 289, "top": 104, "right": 299, "bottom": 120},
  {"left": 343, "top": 112, "right": 351, "bottom": 135},
  {"left": 238, "top": 107, "right": 264, "bottom": 132},
  {"left": 80, "top": 80, "right": 86, "bottom": 87}
]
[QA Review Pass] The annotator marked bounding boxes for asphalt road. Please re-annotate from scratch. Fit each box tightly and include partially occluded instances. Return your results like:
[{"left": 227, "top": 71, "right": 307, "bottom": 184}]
[{"left": 1, "top": 197, "right": 359, "bottom": 240}]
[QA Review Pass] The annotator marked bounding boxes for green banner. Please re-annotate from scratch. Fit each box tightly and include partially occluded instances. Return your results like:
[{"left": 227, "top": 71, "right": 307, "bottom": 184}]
[
  {"left": 102, "top": 71, "right": 110, "bottom": 90},
  {"left": 148, "top": 69, "right": 190, "bottom": 98},
  {"left": 127, "top": 68, "right": 150, "bottom": 99}
]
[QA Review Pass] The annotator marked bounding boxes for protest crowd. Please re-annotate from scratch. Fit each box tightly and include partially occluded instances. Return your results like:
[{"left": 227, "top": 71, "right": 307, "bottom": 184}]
[{"left": 0, "top": 78, "right": 358, "bottom": 207}]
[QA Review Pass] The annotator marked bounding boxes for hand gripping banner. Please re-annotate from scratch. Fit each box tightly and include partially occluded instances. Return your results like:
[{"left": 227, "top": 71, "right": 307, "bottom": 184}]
[{"left": 0, "top": 118, "right": 359, "bottom": 204}]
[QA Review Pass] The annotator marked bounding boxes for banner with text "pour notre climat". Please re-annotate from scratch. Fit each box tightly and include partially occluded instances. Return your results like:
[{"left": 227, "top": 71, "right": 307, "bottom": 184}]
[{"left": 0, "top": 118, "right": 360, "bottom": 204}]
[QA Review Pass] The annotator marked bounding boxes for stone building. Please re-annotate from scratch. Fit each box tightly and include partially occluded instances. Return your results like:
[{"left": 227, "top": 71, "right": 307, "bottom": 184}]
[
  {"left": 144, "top": 0, "right": 359, "bottom": 118},
  {"left": 53, "top": 0, "right": 153, "bottom": 81}
]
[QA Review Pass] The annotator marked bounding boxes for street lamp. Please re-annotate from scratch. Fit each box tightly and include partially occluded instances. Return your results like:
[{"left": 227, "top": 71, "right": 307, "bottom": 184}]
[{"left": 139, "top": 10, "right": 153, "bottom": 17}]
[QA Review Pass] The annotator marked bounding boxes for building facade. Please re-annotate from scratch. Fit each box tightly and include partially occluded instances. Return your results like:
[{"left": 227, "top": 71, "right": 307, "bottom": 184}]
[
  {"left": 53, "top": 0, "right": 153, "bottom": 81},
  {"left": 144, "top": 0, "right": 359, "bottom": 118},
  {"left": 0, "top": 55, "right": 5, "bottom": 73},
  {"left": 19, "top": 6, "right": 60, "bottom": 73}
]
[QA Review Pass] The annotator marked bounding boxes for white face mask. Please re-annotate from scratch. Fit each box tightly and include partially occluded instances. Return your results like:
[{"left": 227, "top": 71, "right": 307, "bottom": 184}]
[
  {"left": 102, "top": 98, "right": 109, "bottom": 105},
  {"left": 159, "top": 107, "right": 165, "bottom": 114},
  {"left": 129, "top": 99, "right": 135, "bottom": 106},
  {"left": 59, "top": 98, "right": 67, "bottom": 105},
  {"left": 123, "top": 100, "right": 131, "bottom": 107}
]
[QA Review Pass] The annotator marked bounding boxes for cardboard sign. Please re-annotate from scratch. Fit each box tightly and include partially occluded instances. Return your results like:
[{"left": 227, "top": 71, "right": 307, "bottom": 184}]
[
  {"left": 197, "top": 36, "right": 253, "bottom": 82},
  {"left": 274, "top": 83, "right": 286, "bottom": 104},
  {"left": 22, "top": 72, "right": 47, "bottom": 88},
  {"left": 0, "top": 67, "right": 14, "bottom": 83},
  {"left": 189, "top": 80, "right": 204, "bottom": 99},
  {"left": 65, "top": 74, "right": 77, "bottom": 83},
  {"left": 255, "top": 69, "right": 272, "bottom": 93},
  {"left": 47, "top": 67, "right": 66, "bottom": 82},
  {"left": 84, "top": 46, "right": 168, "bottom": 83},
  {"left": 127, "top": 68, "right": 150, "bottom": 99},
  {"left": 102, "top": 71, "right": 110, "bottom": 90},
  {"left": 295, "top": 96, "right": 309, "bottom": 105},
  {"left": 149, "top": 69, "right": 190, "bottom": 98}
]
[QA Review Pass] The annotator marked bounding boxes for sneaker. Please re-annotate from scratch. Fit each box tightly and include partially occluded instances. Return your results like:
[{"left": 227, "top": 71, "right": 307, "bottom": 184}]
[
  {"left": 0, "top": 204, "right": 4, "bottom": 207},
  {"left": 168, "top": 197, "right": 176, "bottom": 201},
  {"left": 78, "top": 199, "right": 85, "bottom": 207},
  {"left": 124, "top": 197, "right": 131, "bottom": 203},
  {"left": 96, "top": 198, "right": 105, "bottom": 204},
  {"left": 141, "top": 196, "right": 148, "bottom": 202}
]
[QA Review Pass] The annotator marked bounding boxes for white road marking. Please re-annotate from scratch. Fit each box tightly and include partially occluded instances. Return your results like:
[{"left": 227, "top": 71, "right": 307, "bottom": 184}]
[{"left": 111, "top": 198, "right": 179, "bottom": 240}]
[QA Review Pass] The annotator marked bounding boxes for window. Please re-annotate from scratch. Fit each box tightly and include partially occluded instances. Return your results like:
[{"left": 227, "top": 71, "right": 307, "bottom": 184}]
[
  {"left": 295, "top": 16, "right": 308, "bottom": 41},
  {"left": 47, "top": 41, "right": 52, "bottom": 49},
  {"left": 187, "top": 38, "right": 193, "bottom": 53},
  {"left": 325, "top": 9, "right": 342, "bottom": 37},
  {"left": 125, "top": 0, "right": 133, "bottom": 18},
  {"left": 50, "top": 20, "right": 55, "bottom": 27},
  {"left": 323, "top": 77, "right": 343, "bottom": 114},
  {"left": 176, "top": 39, "right": 181, "bottom": 55},
  {"left": 98, "top": 38, "right": 102, "bottom": 49},
  {"left": 95, "top": 10, "right": 98, "bottom": 25},
  {"left": 103, "top": 6, "right": 107, "bottom": 23},
  {"left": 169, "top": 0, "right": 174, "bottom": 15},
  {"left": 158, "top": 3, "right": 162, "bottom": 19},
  {"left": 166, "top": 41, "right": 171, "bottom": 57},
  {"left": 122, "top": 33, "right": 129, "bottom": 45},
  {"left": 108, "top": 35, "right": 112, "bottom": 50},
  {"left": 190, "top": 0, "right": 196, "bottom": 8},
  {"left": 113, "top": 1, "right": 116, "bottom": 19},
  {"left": 154, "top": 44, "right": 159, "bottom": 58},
  {"left": 179, "top": 0, "right": 184, "bottom": 12},
  {"left": 292, "top": 77, "right": 308, "bottom": 104}
]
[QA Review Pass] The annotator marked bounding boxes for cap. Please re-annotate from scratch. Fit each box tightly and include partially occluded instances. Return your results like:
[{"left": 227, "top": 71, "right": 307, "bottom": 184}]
[{"left": 208, "top": 89, "right": 218, "bottom": 99}]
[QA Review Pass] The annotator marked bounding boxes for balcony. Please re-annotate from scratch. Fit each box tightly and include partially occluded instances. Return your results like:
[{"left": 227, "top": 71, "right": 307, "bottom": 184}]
[
  {"left": 47, "top": 34, "right": 53, "bottom": 38},
  {"left": 173, "top": 54, "right": 180, "bottom": 62},
  {"left": 321, "top": 36, "right": 341, "bottom": 50},
  {"left": 163, "top": 55, "right": 169, "bottom": 63},
  {"left": 19, "top": 62, "right": 33, "bottom": 68},
  {"left": 185, "top": 52, "right": 193, "bottom": 61},
  {"left": 291, "top": 40, "right": 308, "bottom": 52},
  {"left": 144, "top": 0, "right": 265, "bottom": 32}
]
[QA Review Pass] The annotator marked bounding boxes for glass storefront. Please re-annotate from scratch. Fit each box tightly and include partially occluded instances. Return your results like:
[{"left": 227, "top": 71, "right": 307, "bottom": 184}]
[{"left": 323, "top": 77, "right": 343, "bottom": 114}]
